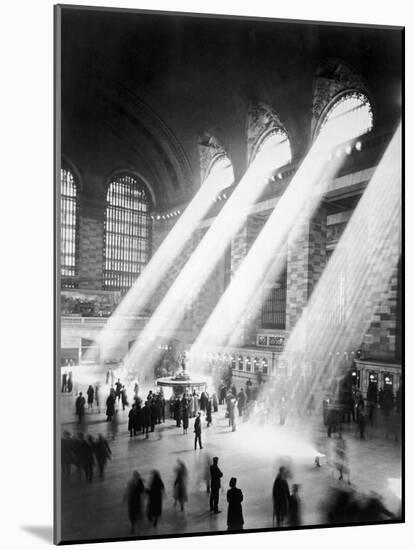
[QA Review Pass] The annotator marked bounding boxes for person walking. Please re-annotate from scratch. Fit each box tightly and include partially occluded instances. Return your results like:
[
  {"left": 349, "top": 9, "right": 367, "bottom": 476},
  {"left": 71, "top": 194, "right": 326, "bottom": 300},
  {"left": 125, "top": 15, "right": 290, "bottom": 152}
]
[
  {"left": 173, "top": 460, "right": 188, "bottom": 512},
  {"left": 272, "top": 467, "right": 290, "bottom": 527},
  {"left": 226, "top": 477, "right": 244, "bottom": 530},
  {"left": 94, "top": 434, "right": 112, "bottom": 479},
  {"left": 288, "top": 484, "right": 301, "bottom": 526},
  {"left": 147, "top": 470, "right": 165, "bottom": 527},
  {"left": 210, "top": 456, "right": 223, "bottom": 513},
  {"left": 194, "top": 412, "right": 203, "bottom": 449},
  {"left": 125, "top": 471, "right": 145, "bottom": 534}
]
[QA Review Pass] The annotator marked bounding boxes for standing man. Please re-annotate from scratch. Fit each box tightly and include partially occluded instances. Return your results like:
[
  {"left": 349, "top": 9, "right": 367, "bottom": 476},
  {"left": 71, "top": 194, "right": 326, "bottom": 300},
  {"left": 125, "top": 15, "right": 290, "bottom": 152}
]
[
  {"left": 194, "top": 411, "right": 203, "bottom": 450},
  {"left": 210, "top": 456, "right": 223, "bottom": 513},
  {"left": 75, "top": 392, "right": 86, "bottom": 424}
]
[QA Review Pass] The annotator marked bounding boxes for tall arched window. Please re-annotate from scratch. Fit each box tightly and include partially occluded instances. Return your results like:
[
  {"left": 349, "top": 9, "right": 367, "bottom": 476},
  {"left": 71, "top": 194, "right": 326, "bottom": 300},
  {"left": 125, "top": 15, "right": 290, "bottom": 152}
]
[
  {"left": 317, "top": 91, "right": 373, "bottom": 142},
  {"left": 104, "top": 174, "right": 152, "bottom": 291},
  {"left": 60, "top": 167, "right": 79, "bottom": 288}
]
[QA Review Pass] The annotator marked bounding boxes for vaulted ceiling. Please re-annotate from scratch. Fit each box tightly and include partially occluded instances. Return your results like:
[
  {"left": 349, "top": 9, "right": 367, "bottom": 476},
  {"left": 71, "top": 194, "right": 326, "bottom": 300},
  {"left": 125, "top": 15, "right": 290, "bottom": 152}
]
[{"left": 60, "top": 7, "right": 402, "bottom": 210}]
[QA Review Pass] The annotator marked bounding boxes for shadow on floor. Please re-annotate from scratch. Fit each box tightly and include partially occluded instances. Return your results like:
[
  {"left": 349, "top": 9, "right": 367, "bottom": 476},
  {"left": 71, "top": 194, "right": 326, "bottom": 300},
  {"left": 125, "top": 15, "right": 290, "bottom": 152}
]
[{"left": 21, "top": 525, "right": 53, "bottom": 543}]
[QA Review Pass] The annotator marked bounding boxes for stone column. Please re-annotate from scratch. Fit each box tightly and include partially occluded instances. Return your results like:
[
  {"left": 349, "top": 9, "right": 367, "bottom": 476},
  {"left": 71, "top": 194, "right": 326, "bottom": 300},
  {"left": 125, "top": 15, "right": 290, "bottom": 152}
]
[
  {"left": 78, "top": 193, "right": 105, "bottom": 289},
  {"left": 286, "top": 205, "right": 327, "bottom": 331}
]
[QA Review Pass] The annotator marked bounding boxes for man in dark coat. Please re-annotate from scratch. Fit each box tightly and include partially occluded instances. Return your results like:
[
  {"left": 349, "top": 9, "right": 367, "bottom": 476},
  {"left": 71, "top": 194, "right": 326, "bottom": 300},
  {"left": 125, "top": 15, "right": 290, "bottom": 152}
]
[
  {"left": 141, "top": 401, "right": 151, "bottom": 438},
  {"left": 194, "top": 412, "right": 203, "bottom": 449},
  {"left": 272, "top": 467, "right": 290, "bottom": 527},
  {"left": 227, "top": 477, "right": 244, "bottom": 530},
  {"left": 174, "top": 397, "right": 182, "bottom": 428},
  {"left": 210, "top": 456, "right": 223, "bottom": 513},
  {"left": 75, "top": 392, "right": 85, "bottom": 424},
  {"left": 106, "top": 389, "right": 116, "bottom": 421}
]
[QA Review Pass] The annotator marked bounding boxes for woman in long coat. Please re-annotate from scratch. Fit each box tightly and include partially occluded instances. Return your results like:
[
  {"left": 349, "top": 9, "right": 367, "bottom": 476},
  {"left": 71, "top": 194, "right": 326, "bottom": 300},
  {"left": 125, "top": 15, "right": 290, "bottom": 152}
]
[
  {"left": 147, "top": 470, "right": 165, "bottom": 526},
  {"left": 227, "top": 477, "right": 244, "bottom": 530},
  {"left": 272, "top": 467, "right": 290, "bottom": 527},
  {"left": 173, "top": 460, "right": 188, "bottom": 511}
]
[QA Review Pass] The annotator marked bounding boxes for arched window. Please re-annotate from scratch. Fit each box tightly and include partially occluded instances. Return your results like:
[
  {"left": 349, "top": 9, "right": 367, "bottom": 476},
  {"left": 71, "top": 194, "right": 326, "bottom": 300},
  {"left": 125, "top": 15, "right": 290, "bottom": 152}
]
[
  {"left": 60, "top": 167, "right": 79, "bottom": 288},
  {"left": 318, "top": 91, "right": 373, "bottom": 142},
  {"left": 104, "top": 174, "right": 152, "bottom": 291}
]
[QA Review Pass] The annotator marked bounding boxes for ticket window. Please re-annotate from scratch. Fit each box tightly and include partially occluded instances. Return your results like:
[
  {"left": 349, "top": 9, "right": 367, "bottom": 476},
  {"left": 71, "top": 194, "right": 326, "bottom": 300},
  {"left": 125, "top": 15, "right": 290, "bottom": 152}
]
[
  {"left": 367, "top": 371, "right": 379, "bottom": 402},
  {"left": 351, "top": 369, "right": 360, "bottom": 389},
  {"left": 383, "top": 373, "right": 394, "bottom": 393}
]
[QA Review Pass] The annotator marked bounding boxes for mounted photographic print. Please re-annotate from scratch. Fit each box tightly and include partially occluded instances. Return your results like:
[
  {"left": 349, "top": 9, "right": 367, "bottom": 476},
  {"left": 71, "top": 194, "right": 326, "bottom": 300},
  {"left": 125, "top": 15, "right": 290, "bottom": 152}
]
[{"left": 54, "top": 4, "right": 404, "bottom": 545}]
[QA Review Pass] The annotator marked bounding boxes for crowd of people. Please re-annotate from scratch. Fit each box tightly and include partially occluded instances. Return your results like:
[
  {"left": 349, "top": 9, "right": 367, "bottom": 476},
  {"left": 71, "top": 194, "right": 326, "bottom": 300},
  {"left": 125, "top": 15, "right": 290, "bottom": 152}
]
[
  {"left": 61, "top": 430, "right": 112, "bottom": 481},
  {"left": 62, "top": 365, "right": 399, "bottom": 535}
]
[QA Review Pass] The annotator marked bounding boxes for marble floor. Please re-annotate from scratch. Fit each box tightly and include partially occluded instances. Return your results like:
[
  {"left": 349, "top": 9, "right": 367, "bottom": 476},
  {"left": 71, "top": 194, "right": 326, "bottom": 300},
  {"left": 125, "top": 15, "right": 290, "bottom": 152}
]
[{"left": 58, "top": 389, "right": 402, "bottom": 543}]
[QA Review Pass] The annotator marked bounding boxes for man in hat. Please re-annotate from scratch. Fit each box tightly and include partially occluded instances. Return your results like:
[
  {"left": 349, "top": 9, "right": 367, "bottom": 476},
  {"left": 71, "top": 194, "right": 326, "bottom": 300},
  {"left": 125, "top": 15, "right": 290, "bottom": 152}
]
[
  {"left": 210, "top": 456, "right": 223, "bottom": 513},
  {"left": 194, "top": 411, "right": 203, "bottom": 450}
]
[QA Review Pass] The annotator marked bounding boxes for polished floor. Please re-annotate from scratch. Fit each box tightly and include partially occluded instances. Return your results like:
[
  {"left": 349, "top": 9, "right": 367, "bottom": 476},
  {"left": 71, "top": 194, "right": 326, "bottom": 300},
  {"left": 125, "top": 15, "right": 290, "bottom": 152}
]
[{"left": 59, "top": 385, "right": 402, "bottom": 542}]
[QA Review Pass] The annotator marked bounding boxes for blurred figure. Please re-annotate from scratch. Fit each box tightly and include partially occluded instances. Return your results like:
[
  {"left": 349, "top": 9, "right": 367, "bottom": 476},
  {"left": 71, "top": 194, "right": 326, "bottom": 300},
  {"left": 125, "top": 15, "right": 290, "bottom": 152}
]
[
  {"left": 67, "top": 371, "right": 73, "bottom": 393},
  {"left": 121, "top": 385, "right": 128, "bottom": 411},
  {"left": 361, "top": 491, "right": 396, "bottom": 522},
  {"left": 133, "top": 382, "right": 139, "bottom": 400},
  {"left": 94, "top": 434, "right": 111, "bottom": 479},
  {"left": 288, "top": 484, "right": 301, "bottom": 526},
  {"left": 334, "top": 430, "right": 350, "bottom": 483},
  {"left": 272, "top": 467, "right": 290, "bottom": 527},
  {"left": 125, "top": 471, "right": 145, "bottom": 534},
  {"left": 106, "top": 388, "right": 116, "bottom": 421},
  {"left": 115, "top": 378, "right": 122, "bottom": 402},
  {"left": 194, "top": 412, "right": 203, "bottom": 449},
  {"left": 358, "top": 406, "right": 366, "bottom": 439},
  {"left": 279, "top": 397, "right": 287, "bottom": 425},
  {"left": 227, "top": 477, "right": 244, "bottom": 531},
  {"left": 147, "top": 470, "right": 165, "bottom": 527},
  {"left": 206, "top": 398, "right": 212, "bottom": 427},
  {"left": 75, "top": 392, "right": 85, "bottom": 424},
  {"left": 128, "top": 404, "right": 136, "bottom": 437},
  {"left": 237, "top": 388, "right": 246, "bottom": 417},
  {"left": 81, "top": 434, "right": 95, "bottom": 482},
  {"left": 212, "top": 392, "right": 218, "bottom": 413},
  {"left": 229, "top": 398, "right": 237, "bottom": 432},
  {"left": 61, "top": 431, "right": 73, "bottom": 480},
  {"left": 173, "top": 460, "right": 188, "bottom": 512},
  {"left": 61, "top": 371, "right": 67, "bottom": 393},
  {"left": 95, "top": 382, "right": 101, "bottom": 413},
  {"left": 210, "top": 456, "right": 223, "bottom": 513},
  {"left": 182, "top": 395, "right": 189, "bottom": 434},
  {"left": 87, "top": 385, "right": 94, "bottom": 412}
]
